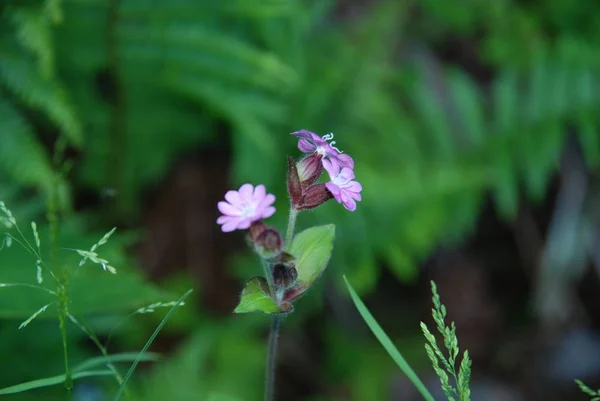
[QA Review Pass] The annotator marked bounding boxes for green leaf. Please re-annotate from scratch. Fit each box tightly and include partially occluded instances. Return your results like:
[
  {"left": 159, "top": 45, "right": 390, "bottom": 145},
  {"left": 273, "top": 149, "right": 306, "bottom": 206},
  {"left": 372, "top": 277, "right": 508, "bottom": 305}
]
[
  {"left": 0, "top": 369, "right": 113, "bottom": 395},
  {"left": 289, "top": 224, "right": 335, "bottom": 289},
  {"left": 233, "top": 277, "right": 292, "bottom": 314},
  {"left": 343, "top": 275, "right": 436, "bottom": 401}
]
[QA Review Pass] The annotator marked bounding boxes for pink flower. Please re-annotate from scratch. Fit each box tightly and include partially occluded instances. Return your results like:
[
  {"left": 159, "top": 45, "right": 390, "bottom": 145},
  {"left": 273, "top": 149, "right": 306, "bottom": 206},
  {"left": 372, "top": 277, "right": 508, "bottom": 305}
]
[
  {"left": 291, "top": 130, "right": 354, "bottom": 169},
  {"left": 217, "top": 184, "right": 276, "bottom": 232},
  {"left": 323, "top": 158, "right": 362, "bottom": 211}
]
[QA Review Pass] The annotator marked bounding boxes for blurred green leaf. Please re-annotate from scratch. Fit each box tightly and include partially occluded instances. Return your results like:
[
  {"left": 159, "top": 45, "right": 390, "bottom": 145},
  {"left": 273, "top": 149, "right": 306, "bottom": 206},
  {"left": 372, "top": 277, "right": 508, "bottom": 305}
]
[
  {"left": 73, "top": 352, "right": 161, "bottom": 373},
  {"left": 0, "top": 370, "right": 112, "bottom": 395}
]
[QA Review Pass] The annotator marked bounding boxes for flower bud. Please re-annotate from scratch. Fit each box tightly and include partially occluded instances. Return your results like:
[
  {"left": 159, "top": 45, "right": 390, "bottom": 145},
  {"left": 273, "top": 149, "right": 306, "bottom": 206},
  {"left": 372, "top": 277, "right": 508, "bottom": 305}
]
[
  {"left": 267, "top": 251, "right": 295, "bottom": 264},
  {"left": 248, "top": 221, "right": 266, "bottom": 242},
  {"left": 296, "top": 154, "right": 323, "bottom": 188},
  {"left": 272, "top": 263, "right": 298, "bottom": 290},
  {"left": 253, "top": 228, "right": 283, "bottom": 259},
  {"left": 287, "top": 156, "right": 303, "bottom": 210},
  {"left": 298, "top": 183, "right": 333, "bottom": 211}
]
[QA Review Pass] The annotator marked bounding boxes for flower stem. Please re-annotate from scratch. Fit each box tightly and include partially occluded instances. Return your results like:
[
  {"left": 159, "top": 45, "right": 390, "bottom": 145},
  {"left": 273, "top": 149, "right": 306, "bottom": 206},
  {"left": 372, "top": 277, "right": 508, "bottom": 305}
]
[
  {"left": 263, "top": 207, "right": 297, "bottom": 401},
  {"left": 284, "top": 208, "right": 298, "bottom": 250},
  {"left": 265, "top": 315, "right": 281, "bottom": 401},
  {"left": 262, "top": 259, "right": 275, "bottom": 296}
]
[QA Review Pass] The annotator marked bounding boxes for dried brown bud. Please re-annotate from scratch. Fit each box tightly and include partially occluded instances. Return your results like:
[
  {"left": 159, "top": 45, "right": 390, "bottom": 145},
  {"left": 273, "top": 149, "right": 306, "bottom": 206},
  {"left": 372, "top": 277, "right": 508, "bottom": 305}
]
[{"left": 298, "top": 183, "right": 333, "bottom": 210}]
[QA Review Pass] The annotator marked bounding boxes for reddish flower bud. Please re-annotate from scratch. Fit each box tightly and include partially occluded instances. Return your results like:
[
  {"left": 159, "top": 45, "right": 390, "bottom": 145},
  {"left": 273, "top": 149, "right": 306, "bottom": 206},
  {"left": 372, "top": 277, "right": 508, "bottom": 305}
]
[
  {"left": 283, "top": 284, "right": 307, "bottom": 303},
  {"left": 287, "top": 156, "right": 303, "bottom": 210},
  {"left": 272, "top": 263, "right": 298, "bottom": 290},
  {"left": 298, "top": 183, "right": 333, "bottom": 211},
  {"left": 268, "top": 251, "right": 295, "bottom": 264},
  {"left": 296, "top": 154, "right": 323, "bottom": 188},
  {"left": 253, "top": 228, "right": 283, "bottom": 259},
  {"left": 248, "top": 221, "right": 266, "bottom": 242}
]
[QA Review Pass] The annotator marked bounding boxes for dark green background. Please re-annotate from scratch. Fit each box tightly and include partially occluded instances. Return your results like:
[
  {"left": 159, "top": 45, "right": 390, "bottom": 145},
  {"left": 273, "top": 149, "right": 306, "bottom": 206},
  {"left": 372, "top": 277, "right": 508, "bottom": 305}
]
[{"left": 1, "top": 0, "right": 600, "bottom": 400}]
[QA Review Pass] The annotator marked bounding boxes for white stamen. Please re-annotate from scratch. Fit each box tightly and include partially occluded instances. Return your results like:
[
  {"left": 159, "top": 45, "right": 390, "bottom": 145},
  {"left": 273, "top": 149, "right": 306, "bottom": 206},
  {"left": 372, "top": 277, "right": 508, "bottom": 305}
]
[
  {"left": 321, "top": 132, "right": 344, "bottom": 154},
  {"left": 329, "top": 141, "right": 343, "bottom": 154}
]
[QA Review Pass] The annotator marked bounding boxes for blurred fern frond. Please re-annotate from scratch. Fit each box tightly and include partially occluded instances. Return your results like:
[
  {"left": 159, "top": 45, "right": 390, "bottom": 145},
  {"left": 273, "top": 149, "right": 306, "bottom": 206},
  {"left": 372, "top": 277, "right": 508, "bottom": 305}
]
[
  {"left": 0, "top": 0, "right": 80, "bottom": 205},
  {"left": 2, "top": 0, "right": 600, "bottom": 298}
]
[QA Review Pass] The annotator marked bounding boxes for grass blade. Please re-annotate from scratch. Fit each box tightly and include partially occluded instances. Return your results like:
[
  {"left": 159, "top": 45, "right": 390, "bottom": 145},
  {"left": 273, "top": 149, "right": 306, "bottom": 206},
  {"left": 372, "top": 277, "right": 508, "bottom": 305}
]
[
  {"left": 343, "top": 275, "right": 435, "bottom": 401},
  {"left": 0, "top": 370, "right": 113, "bottom": 395},
  {"left": 73, "top": 352, "right": 162, "bottom": 373},
  {"left": 113, "top": 288, "right": 193, "bottom": 401}
]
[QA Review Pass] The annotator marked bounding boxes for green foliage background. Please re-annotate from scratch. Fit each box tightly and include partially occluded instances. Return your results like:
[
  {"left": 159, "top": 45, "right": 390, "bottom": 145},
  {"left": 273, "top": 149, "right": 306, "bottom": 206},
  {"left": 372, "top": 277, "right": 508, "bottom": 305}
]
[{"left": 1, "top": 0, "right": 600, "bottom": 400}]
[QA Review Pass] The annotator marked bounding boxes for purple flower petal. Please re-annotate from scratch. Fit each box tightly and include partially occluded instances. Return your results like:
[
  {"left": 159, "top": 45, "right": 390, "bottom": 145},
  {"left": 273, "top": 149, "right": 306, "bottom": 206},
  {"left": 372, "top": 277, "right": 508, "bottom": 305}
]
[
  {"left": 258, "top": 194, "right": 276, "bottom": 209},
  {"left": 224, "top": 190, "right": 242, "bottom": 207},
  {"left": 237, "top": 218, "right": 253, "bottom": 230},
  {"left": 348, "top": 181, "right": 362, "bottom": 192},
  {"left": 261, "top": 206, "right": 276, "bottom": 219},
  {"left": 336, "top": 153, "right": 355, "bottom": 169},
  {"left": 297, "top": 138, "right": 317, "bottom": 153},
  {"left": 221, "top": 217, "right": 242, "bottom": 232},
  {"left": 337, "top": 167, "right": 355, "bottom": 183},
  {"left": 343, "top": 198, "right": 357, "bottom": 211},
  {"left": 238, "top": 183, "right": 254, "bottom": 202},
  {"left": 218, "top": 201, "right": 241, "bottom": 216},
  {"left": 323, "top": 158, "right": 340, "bottom": 179},
  {"left": 325, "top": 182, "right": 342, "bottom": 202},
  {"left": 291, "top": 130, "right": 321, "bottom": 142},
  {"left": 217, "top": 215, "right": 232, "bottom": 224},
  {"left": 291, "top": 130, "right": 328, "bottom": 153},
  {"left": 217, "top": 183, "right": 277, "bottom": 232},
  {"left": 253, "top": 184, "right": 266, "bottom": 200},
  {"left": 324, "top": 159, "right": 362, "bottom": 212}
]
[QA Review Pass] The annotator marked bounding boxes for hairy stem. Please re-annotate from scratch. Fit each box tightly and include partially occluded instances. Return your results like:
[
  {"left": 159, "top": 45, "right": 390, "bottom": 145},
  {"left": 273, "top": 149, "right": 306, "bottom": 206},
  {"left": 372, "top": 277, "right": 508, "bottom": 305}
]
[
  {"left": 262, "top": 259, "right": 275, "bottom": 296},
  {"left": 284, "top": 208, "right": 298, "bottom": 250},
  {"left": 263, "top": 207, "right": 298, "bottom": 401},
  {"left": 265, "top": 315, "right": 281, "bottom": 401}
]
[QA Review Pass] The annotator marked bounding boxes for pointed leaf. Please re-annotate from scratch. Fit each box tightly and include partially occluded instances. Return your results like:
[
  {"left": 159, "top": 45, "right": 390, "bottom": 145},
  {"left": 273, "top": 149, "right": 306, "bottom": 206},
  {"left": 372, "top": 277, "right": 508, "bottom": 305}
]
[
  {"left": 233, "top": 277, "right": 292, "bottom": 314},
  {"left": 289, "top": 224, "right": 335, "bottom": 289},
  {"left": 0, "top": 370, "right": 113, "bottom": 395},
  {"left": 343, "top": 276, "right": 436, "bottom": 401}
]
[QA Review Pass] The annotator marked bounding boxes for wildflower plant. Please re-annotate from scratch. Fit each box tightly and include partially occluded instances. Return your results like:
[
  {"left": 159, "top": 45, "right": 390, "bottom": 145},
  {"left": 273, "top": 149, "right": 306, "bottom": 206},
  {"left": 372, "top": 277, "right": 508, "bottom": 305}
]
[{"left": 218, "top": 130, "right": 362, "bottom": 401}]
